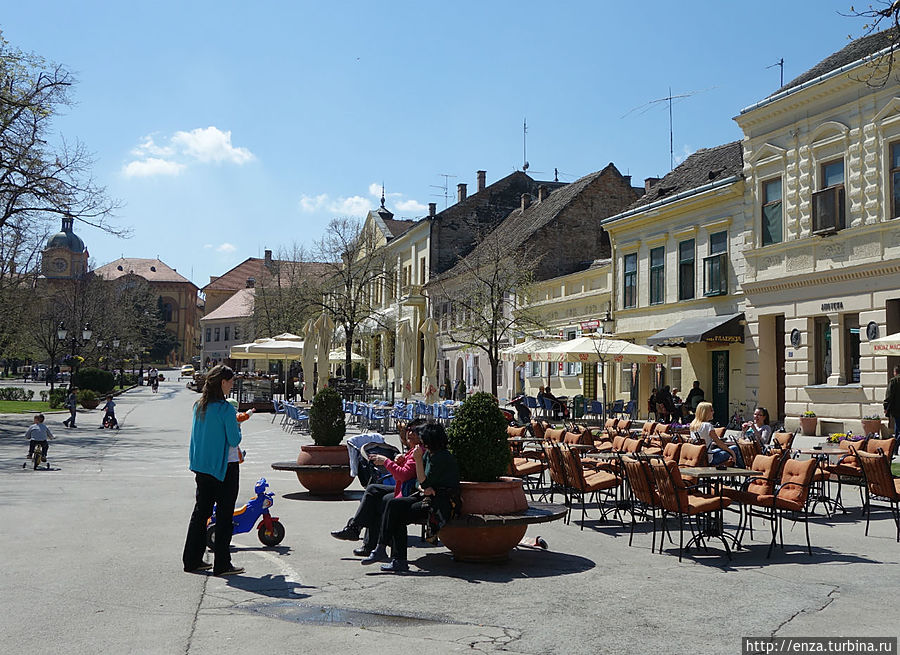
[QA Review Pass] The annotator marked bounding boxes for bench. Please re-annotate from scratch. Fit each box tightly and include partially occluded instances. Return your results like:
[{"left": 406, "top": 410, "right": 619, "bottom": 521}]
[
  {"left": 271, "top": 461, "right": 353, "bottom": 496},
  {"left": 445, "top": 502, "right": 568, "bottom": 528}
]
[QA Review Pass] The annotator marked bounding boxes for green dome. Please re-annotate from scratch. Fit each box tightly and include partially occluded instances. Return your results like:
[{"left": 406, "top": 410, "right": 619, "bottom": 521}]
[{"left": 47, "top": 229, "right": 85, "bottom": 253}]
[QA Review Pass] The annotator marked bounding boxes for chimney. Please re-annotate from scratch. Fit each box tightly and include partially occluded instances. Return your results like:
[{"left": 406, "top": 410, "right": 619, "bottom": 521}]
[
  {"left": 645, "top": 176, "right": 661, "bottom": 192},
  {"left": 246, "top": 277, "right": 255, "bottom": 288},
  {"left": 428, "top": 202, "right": 436, "bottom": 217},
  {"left": 264, "top": 249, "right": 272, "bottom": 266},
  {"left": 537, "top": 185, "right": 549, "bottom": 203},
  {"left": 521, "top": 193, "right": 532, "bottom": 211},
  {"left": 623, "top": 175, "right": 632, "bottom": 186},
  {"left": 476, "top": 170, "right": 486, "bottom": 192},
  {"left": 457, "top": 183, "right": 467, "bottom": 203}
]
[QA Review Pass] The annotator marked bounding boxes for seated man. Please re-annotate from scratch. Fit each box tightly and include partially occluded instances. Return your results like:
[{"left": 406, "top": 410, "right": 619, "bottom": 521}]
[
  {"left": 543, "top": 385, "right": 569, "bottom": 419},
  {"left": 330, "top": 419, "right": 425, "bottom": 557}
]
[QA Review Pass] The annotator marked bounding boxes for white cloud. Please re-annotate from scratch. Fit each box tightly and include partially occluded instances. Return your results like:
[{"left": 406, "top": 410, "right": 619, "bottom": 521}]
[
  {"left": 171, "top": 126, "right": 255, "bottom": 164},
  {"left": 394, "top": 199, "right": 426, "bottom": 212},
  {"left": 203, "top": 244, "right": 214, "bottom": 249},
  {"left": 122, "top": 157, "right": 185, "bottom": 178},
  {"left": 216, "top": 242, "right": 237, "bottom": 253},
  {"left": 299, "top": 193, "right": 370, "bottom": 217},
  {"left": 122, "top": 126, "right": 254, "bottom": 178},
  {"left": 674, "top": 144, "right": 695, "bottom": 167},
  {"left": 368, "top": 183, "right": 401, "bottom": 199}
]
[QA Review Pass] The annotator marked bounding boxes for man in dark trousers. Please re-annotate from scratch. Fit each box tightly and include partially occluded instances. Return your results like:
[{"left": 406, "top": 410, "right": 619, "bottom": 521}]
[
  {"left": 685, "top": 381, "right": 705, "bottom": 413},
  {"left": 884, "top": 365, "right": 900, "bottom": 441}
]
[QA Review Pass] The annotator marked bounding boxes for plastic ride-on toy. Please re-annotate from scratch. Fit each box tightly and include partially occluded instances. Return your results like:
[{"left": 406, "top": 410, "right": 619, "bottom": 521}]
[{"left": 207, "top": 477, "right": 285, "bottom": 548}]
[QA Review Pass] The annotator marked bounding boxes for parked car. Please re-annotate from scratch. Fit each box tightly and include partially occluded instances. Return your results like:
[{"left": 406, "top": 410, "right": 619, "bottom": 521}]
[{"left": 179, "top": 364, "right": 195, "bottom": 380}]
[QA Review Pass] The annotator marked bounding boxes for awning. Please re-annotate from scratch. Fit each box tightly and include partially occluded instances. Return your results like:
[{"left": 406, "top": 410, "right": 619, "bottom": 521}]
[{"left": 646, "top": 312, "right": 745, "bottom": 347}]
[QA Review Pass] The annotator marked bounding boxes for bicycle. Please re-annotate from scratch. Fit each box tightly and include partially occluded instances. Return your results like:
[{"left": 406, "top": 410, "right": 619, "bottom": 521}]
[
  {"left": 25, "top": 442, "right": 50, "bottom": 470},
  {"left": 726, "top": 402, "right": 748, "bottom": 431}
]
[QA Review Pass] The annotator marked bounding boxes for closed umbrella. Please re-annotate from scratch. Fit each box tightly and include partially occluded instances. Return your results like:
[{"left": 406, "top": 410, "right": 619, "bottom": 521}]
[
  {"left": 396, "top": 321, "right": 414, "bottom": 401},
  {"left": 302, "top": 318, "right": 317, "bottom": 402},
  {"left": 316, "top": 313, "right": 335, "bottom": 392},
  {"left": 420, "top": 318, "right": 439, "bottom": 403}
]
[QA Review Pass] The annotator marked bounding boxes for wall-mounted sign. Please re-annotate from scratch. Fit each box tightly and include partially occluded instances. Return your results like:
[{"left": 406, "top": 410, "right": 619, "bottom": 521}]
[
  {"left": 821, "top": 302, "right": 844, "bottom": 312},
  {"left": 705, "top": 335, "right": 743, "bottom": 343},
  {"left": 790, "top": 328, "right": 802, "bottom": 349},
  {"left": 866, "top": 321, "right": 879, "bottom": 341},
  {"left": 580, "top": 320, "right": 600, "bottom": 330}
]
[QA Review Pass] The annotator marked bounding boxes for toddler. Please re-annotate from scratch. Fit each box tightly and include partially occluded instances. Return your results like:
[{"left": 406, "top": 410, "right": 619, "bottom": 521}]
[{"left": 25, "top": 414, "right": 54, "bottom": 466}]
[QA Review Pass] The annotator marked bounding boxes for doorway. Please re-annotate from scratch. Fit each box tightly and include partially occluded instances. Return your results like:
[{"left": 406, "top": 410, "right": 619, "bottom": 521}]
[
  {"left": 776, "top": 315, "right": 786, "bottom": 423},
  {"left": 711, "top": 350, "right": 729, "bottom": 426}
]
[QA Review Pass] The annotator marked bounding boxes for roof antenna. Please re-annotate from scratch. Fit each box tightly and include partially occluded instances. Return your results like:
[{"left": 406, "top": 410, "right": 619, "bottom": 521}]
[
  {"left": 767, "top": 58, "right": 784, "bottom": 87},
  {"left": 430, "top": 173, "right": 456, "bottom": 208},
  {"left": 522, "top": 118, "right": 529, "bottom": 172},
  {"left": 554, "top": 167, "right": 559, "bottom": 182}
]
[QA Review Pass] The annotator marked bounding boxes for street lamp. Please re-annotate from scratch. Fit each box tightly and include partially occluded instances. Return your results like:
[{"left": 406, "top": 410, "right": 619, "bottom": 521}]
[{"left": 57, "top": 322, "right": 92, "bottom": 379}]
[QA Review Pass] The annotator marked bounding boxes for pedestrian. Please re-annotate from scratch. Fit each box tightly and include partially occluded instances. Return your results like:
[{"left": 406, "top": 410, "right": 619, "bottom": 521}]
[
  {"left": 149, "top": 367, "right": 159, "bottom": 393},
  {"left": 63, "top": 386, "right": 78, "bottom": 428},
  {"left": 685, "top": 380, "right": 705, "bottom": 413},
  {"left": 182, "top": 364, "right": 244, "bottom": 576},
  {"left": 884, "top": 365, "right": 900, "bottom": 441},
  {"left": 24, "top": 413, "right": 54, "bottom": 465}
]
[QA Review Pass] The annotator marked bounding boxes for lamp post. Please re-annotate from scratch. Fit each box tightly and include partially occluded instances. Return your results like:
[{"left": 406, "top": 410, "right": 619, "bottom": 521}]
[{"left": 57, "top": 322, "right": 92, "bottom": 382}]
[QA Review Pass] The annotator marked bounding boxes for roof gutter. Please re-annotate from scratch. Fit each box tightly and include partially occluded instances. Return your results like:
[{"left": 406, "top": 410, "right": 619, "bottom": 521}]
[
  {"left": 739, "top": 44, "right": 894, "bottom": 116},
  {"left": 602, "top": 175, "right": 740, "bottom": 226}
]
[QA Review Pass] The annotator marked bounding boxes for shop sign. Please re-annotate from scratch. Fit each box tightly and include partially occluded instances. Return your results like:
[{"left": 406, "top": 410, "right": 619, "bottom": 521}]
[
  {"left": 704, "top": 335, "right": 743, "bottom": 343},
  {"left": 580, "top": 319, "right": 600, "bottom": 330},
  {"left": 821, "top": 301, "right": 843, "bottom": 311}
]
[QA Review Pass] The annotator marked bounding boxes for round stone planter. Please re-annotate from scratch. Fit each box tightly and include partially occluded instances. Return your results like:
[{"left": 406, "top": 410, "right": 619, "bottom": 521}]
[
  {"left": 799, "top": 416, "right": 818, "bottom": 436},
  {"left": 438, "top": 477, "right": 529, "bottom": 563},
  {"left": 294, "top": 445, "right": 352, "bottom": 496},
  {"left": 80, "top": 398, "right": 99, "bottom": 410},
  {"left": 861, "top": 419, "right": 883, "bottom": 436}
]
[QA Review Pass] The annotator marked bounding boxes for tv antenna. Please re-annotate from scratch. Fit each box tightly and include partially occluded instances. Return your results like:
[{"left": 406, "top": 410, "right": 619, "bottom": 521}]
[
  {"left": 523, "top": 118, "right": 529, "bottom": 172},
  {"left": 430, "top": 173, "right": 457, "bottom": 209},
  {"left": 767, "top": 58, "right": 784, "bottom": 87},
  {"left": 621, "top": 86, "right": 713, "bottom": 170}
]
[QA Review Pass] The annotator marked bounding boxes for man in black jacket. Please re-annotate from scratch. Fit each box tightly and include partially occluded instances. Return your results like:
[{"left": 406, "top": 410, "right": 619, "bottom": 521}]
[{"left": 884, "top": 366, "right": 900, "bottom": 441}]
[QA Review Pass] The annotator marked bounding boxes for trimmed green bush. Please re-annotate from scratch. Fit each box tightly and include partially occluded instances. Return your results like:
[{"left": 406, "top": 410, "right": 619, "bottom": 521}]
[
  {"left": 72, "top": 367, "right": 115, "bottom": 394},
  {"left": 0, "top": 387, "right": 33, "bottom": 401},
  {"left": 309, "top": 386, "right": 346, "bottom": 446},
  {"left": 447, "top": 391, "right": 511, "bottom": 482},
  {"left": 49, "top": 389, "right": 67, "bottom": 409},
  {"left": 77, "top": 389, "right": 98, "bottom": 408}
]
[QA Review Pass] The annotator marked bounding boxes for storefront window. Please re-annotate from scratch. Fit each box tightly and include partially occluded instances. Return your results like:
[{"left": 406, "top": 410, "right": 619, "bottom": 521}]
[
  {"left": 844, "top": 314, "right": 860, "bottom": 384},
  {"left": 814, "top": 317, "right": 831, "bottom": 384},
  {"left": 670, "top": 356, "right": 682, "bottom": 393}
]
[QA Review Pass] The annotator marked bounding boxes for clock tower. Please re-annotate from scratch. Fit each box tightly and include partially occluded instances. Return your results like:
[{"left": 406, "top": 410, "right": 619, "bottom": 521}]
[{"left": 42, "top": 216, "right": 89, "bottom": 280}]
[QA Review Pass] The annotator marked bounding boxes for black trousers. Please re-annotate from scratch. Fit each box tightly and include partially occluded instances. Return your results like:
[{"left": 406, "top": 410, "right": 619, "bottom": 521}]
[
  {"left": 379, "top": 495, "right": 429, "bottom": 562},
  {"left": 183, "top": 462, "right": 240, "bottom": 573},
  {"left": 27, "top": 440, "right": 48, "bottom": 458},
  {"left": 352, "top": 483, "right": 395, "bottom": 549},
  {"left": 64, "top": 407, "right": 77, "bottom": 427}
]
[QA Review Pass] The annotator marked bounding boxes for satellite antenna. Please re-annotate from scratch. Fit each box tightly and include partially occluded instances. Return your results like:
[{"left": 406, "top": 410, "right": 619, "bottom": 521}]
[
  {"left": 430, "top": 173, "right": 457, "bottom": 209},
  {"left": 621, "top": 87, "right": 713, "bottom": 170},
  {"left": 767, "top": 58, "right": 784, "bottom": 87}
]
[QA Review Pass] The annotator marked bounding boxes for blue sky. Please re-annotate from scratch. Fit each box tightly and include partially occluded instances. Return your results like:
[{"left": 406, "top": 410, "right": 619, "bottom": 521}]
[{"left": 2, "top": 1, "right": 865, "bottom": 289}]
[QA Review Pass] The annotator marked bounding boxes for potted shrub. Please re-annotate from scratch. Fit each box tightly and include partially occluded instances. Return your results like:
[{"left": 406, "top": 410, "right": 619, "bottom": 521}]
[
  {"left": 799, "top": 410, "right": 818, "bottom": 436},
  {"left": 861, "top": 414, "right": 884, "bottom": 437},
  {"left": 441, "top": 392, "right": 528, "bottom": 562},
  {"left": 294, "top": 387, "right": 352, "bottom": 495},
  {"left": 78, "top": 389, "right": 100, "bottom": 410}
]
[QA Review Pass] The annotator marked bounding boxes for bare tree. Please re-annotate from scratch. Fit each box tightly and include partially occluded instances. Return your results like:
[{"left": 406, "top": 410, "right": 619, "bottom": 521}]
[
  {"left": 0, "top": 32, "right": 122, "bottom": 235},
  {"left": 251, "top": 243, "right": 320, "bottom": 338},
  {"left": 842, "top": 2, "right": 900, "bottom": 87},
  {"left": 307, "top": 217, "right": 396, "bottom": 383},
  {"left": 427, "top": 234, "right": 544, "bottom": 398}
]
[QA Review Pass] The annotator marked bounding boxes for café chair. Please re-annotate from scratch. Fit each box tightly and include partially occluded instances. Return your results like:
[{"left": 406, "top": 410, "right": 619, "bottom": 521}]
[
  {"left": 559, "top": 443, "right": 620, "bottom": 529},
  {"left": 854, "top": 447, "right": 900, "bottom": 542},
  {"left": 749, "top": 457, "right": 817, "bottom": 557},
  {"left": 622, "top": 456, "right": 662, "bottom": 552}
]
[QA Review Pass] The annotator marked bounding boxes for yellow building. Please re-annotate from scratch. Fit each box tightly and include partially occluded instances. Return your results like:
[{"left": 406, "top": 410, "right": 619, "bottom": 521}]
[
  {"left": 604, "top": 144, "right": 747, "bottom": 426},
  {"left": 735, "top": 30, "right": 900, "bottom": 434}
]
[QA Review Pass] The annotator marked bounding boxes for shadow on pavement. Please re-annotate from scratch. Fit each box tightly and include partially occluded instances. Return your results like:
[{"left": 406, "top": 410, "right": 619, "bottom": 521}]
[
  {"left": 406, "top": 547, "right": 595, "bottom": 582},
  {"left": 223, "top": 573, "right": 313, "bottom": 599},
  {"left": 281, "top": 490, "right": 362, "bottom": 502}
]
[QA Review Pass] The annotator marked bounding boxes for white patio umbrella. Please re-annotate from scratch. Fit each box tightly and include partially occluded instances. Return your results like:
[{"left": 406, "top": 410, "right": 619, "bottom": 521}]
[
  {"left": 532, "top": 335, "right": 666, "bottom": 364},
  {"left": 328, "top": 349, "right": 365, "bottom": 364},
  {"left": 867, "top": 332, "right": 900, "bottom": 354},
  {"left": 420, "top": 318, "right": 439, "bottom": 403},
  {"left": 316, "top": 313, "right": 335, "bottom": 392},
  {"left": 301, "top": 318, "right": 317, "bottom": 402},
  {"left": 396, "top": 321, "right": 414, "bottom": 400},
  {"left": 230, "top": 336, "right": 304, "bottom": 399},
  {"left": 499, "top": 337, "right": 565, "bottom": 362}
]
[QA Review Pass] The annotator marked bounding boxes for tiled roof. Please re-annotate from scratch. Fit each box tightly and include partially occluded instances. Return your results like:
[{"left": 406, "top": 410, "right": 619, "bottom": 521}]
[
  {"left": 202, "top": 258, "right": 332, "bottom": 293},
  {"left": 382, "top": 218, "right": 417, "bottom": 239},
  {"left": 95, "top": 258, "right": 195, "bottom": 286},
  {"left": 771, "top": 29, "right": 896, "bottom": 97},
  {"left": 201, "top": 287, "right": 254, "bottom": 321},
  {"left": 619, "top": 141, "right": 743, "bottom": 213}
]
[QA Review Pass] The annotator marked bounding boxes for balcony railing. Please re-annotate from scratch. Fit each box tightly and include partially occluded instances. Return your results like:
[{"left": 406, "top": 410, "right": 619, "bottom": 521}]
[{"left": 812, "top": 185, "right": 845, "bottom": 235}]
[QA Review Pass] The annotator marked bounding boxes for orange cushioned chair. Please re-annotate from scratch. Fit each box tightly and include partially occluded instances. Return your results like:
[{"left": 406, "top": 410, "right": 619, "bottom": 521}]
[
  {"left": 749, "top": 457, "right": 817, "bottom": 557},
  {"left": 649, "top": 459, "right": 732, "bottom": 561},
  {"left": 854, "top": 447, "right": 900, "bottom": 542},
  {"left": 559, "top": 443, "right": 620, "bottom": 529},
  {"left": 622, "top": 456, "right": 662, "bottom": 552}
]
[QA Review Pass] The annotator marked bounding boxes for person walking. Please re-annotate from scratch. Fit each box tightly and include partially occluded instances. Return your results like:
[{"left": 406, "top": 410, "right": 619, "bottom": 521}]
[
  {"left": 884, "top": 365, "right": 900, "bottom": 441},
  {"left": 63, "top": 387, "right": 78, "bottom": 428},
  {"left": 182, "top": 365, "right": 244, "bottom": 576}
]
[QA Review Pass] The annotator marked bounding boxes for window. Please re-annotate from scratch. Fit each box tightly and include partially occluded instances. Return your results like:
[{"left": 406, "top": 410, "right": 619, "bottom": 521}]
[
  {"left": 530, "top": 361, "right": 542, "bottom": 377},
  {"left": 234, "top": 326, "right": 240, "bottom": 341},
  {"left": 670, "top": 356, "right": 682, "bottom": 394},
  {"left": 496, "top": 363, "right": 503, "bottom": 387},
  {"left": 678, "top": 239, "right": 695, "bottom": 301},
  {"left": 563, "top": 330, "right": 581, "bottom": 376},
  {"left": 844, "top": 314, "right": 860, "bottom": 384},
  {"left": 623, "top": 253, "right": 637, "bottom": 309},
  {"left": 162, "top": 302, "right": 174, "bottom": 322},
  {"left": 892, "top": 142, "right": 900, "bottom": 218},
  {"left": 703, "top": 231, "right": 728, "bottom": 296},
  {"left": 762, "top": 178, "right": 783, "bottom": 245},
  {"left": 649, "top": 246, "right": 665, "bottom": 305},
  {"left": 620, "top": 363, "right": 633, "bottom": 394},
  {"left": 814, "top": 317, "right": 831, "bottom": 384},
  {"left": 224, "top": 326, "right": 230, "bottom": 342},
  {"left": 472, "top": 357, "right": 479, "bottom": 386},
  {"left": 214, "top": 327, "right": 221, "bottom": 342},
  {"left": 206, "top": 328, "right": 211, "bottom": 343},
  {"left": 812, "top": 159, "right": 845, "bottom": 234}
]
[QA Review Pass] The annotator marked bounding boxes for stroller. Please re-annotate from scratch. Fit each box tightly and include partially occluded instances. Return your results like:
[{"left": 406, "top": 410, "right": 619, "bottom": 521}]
[{"left": 353, "top": 440, "right": 402, "bottom": 487}]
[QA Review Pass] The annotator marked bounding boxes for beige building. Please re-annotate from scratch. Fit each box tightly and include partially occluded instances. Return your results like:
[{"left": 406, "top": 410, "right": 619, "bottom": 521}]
[
  {"left": 735, "top": 30, "right": 900, "bottom": 435},
  {"left": 199, "top": 286, "right": 254, "bottom": 368},
  {"left": 604, "top": 144, "right": 748, "bottom": 426}
]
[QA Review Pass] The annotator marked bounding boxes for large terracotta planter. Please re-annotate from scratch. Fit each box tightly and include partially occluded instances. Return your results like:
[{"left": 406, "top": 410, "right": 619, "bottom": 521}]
[
  {"left": 81, "top": 398, "right": 99, "bottom": 410},
  {"left": 294, "top": 445, "right": 352, "bottom": 496},
  {"left": 861, "top": 419, "right": 883, "bottom": 436},
  {"left": 439, "top": 477, "right": 528, "bottom": 563},
  {"left": 799, "top": 416, "right": 818, "bottom": 436}
]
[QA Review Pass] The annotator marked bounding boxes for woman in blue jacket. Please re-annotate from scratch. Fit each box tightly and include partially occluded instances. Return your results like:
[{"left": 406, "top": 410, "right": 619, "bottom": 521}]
[{"left": 182, "top": 365, "right": 244, "bottom": 576}]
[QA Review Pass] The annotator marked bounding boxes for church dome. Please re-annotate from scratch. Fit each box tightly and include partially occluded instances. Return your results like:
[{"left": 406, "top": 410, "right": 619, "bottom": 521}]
[{"left": 46, "top": 217, "right": 85, "bottom": 253}]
